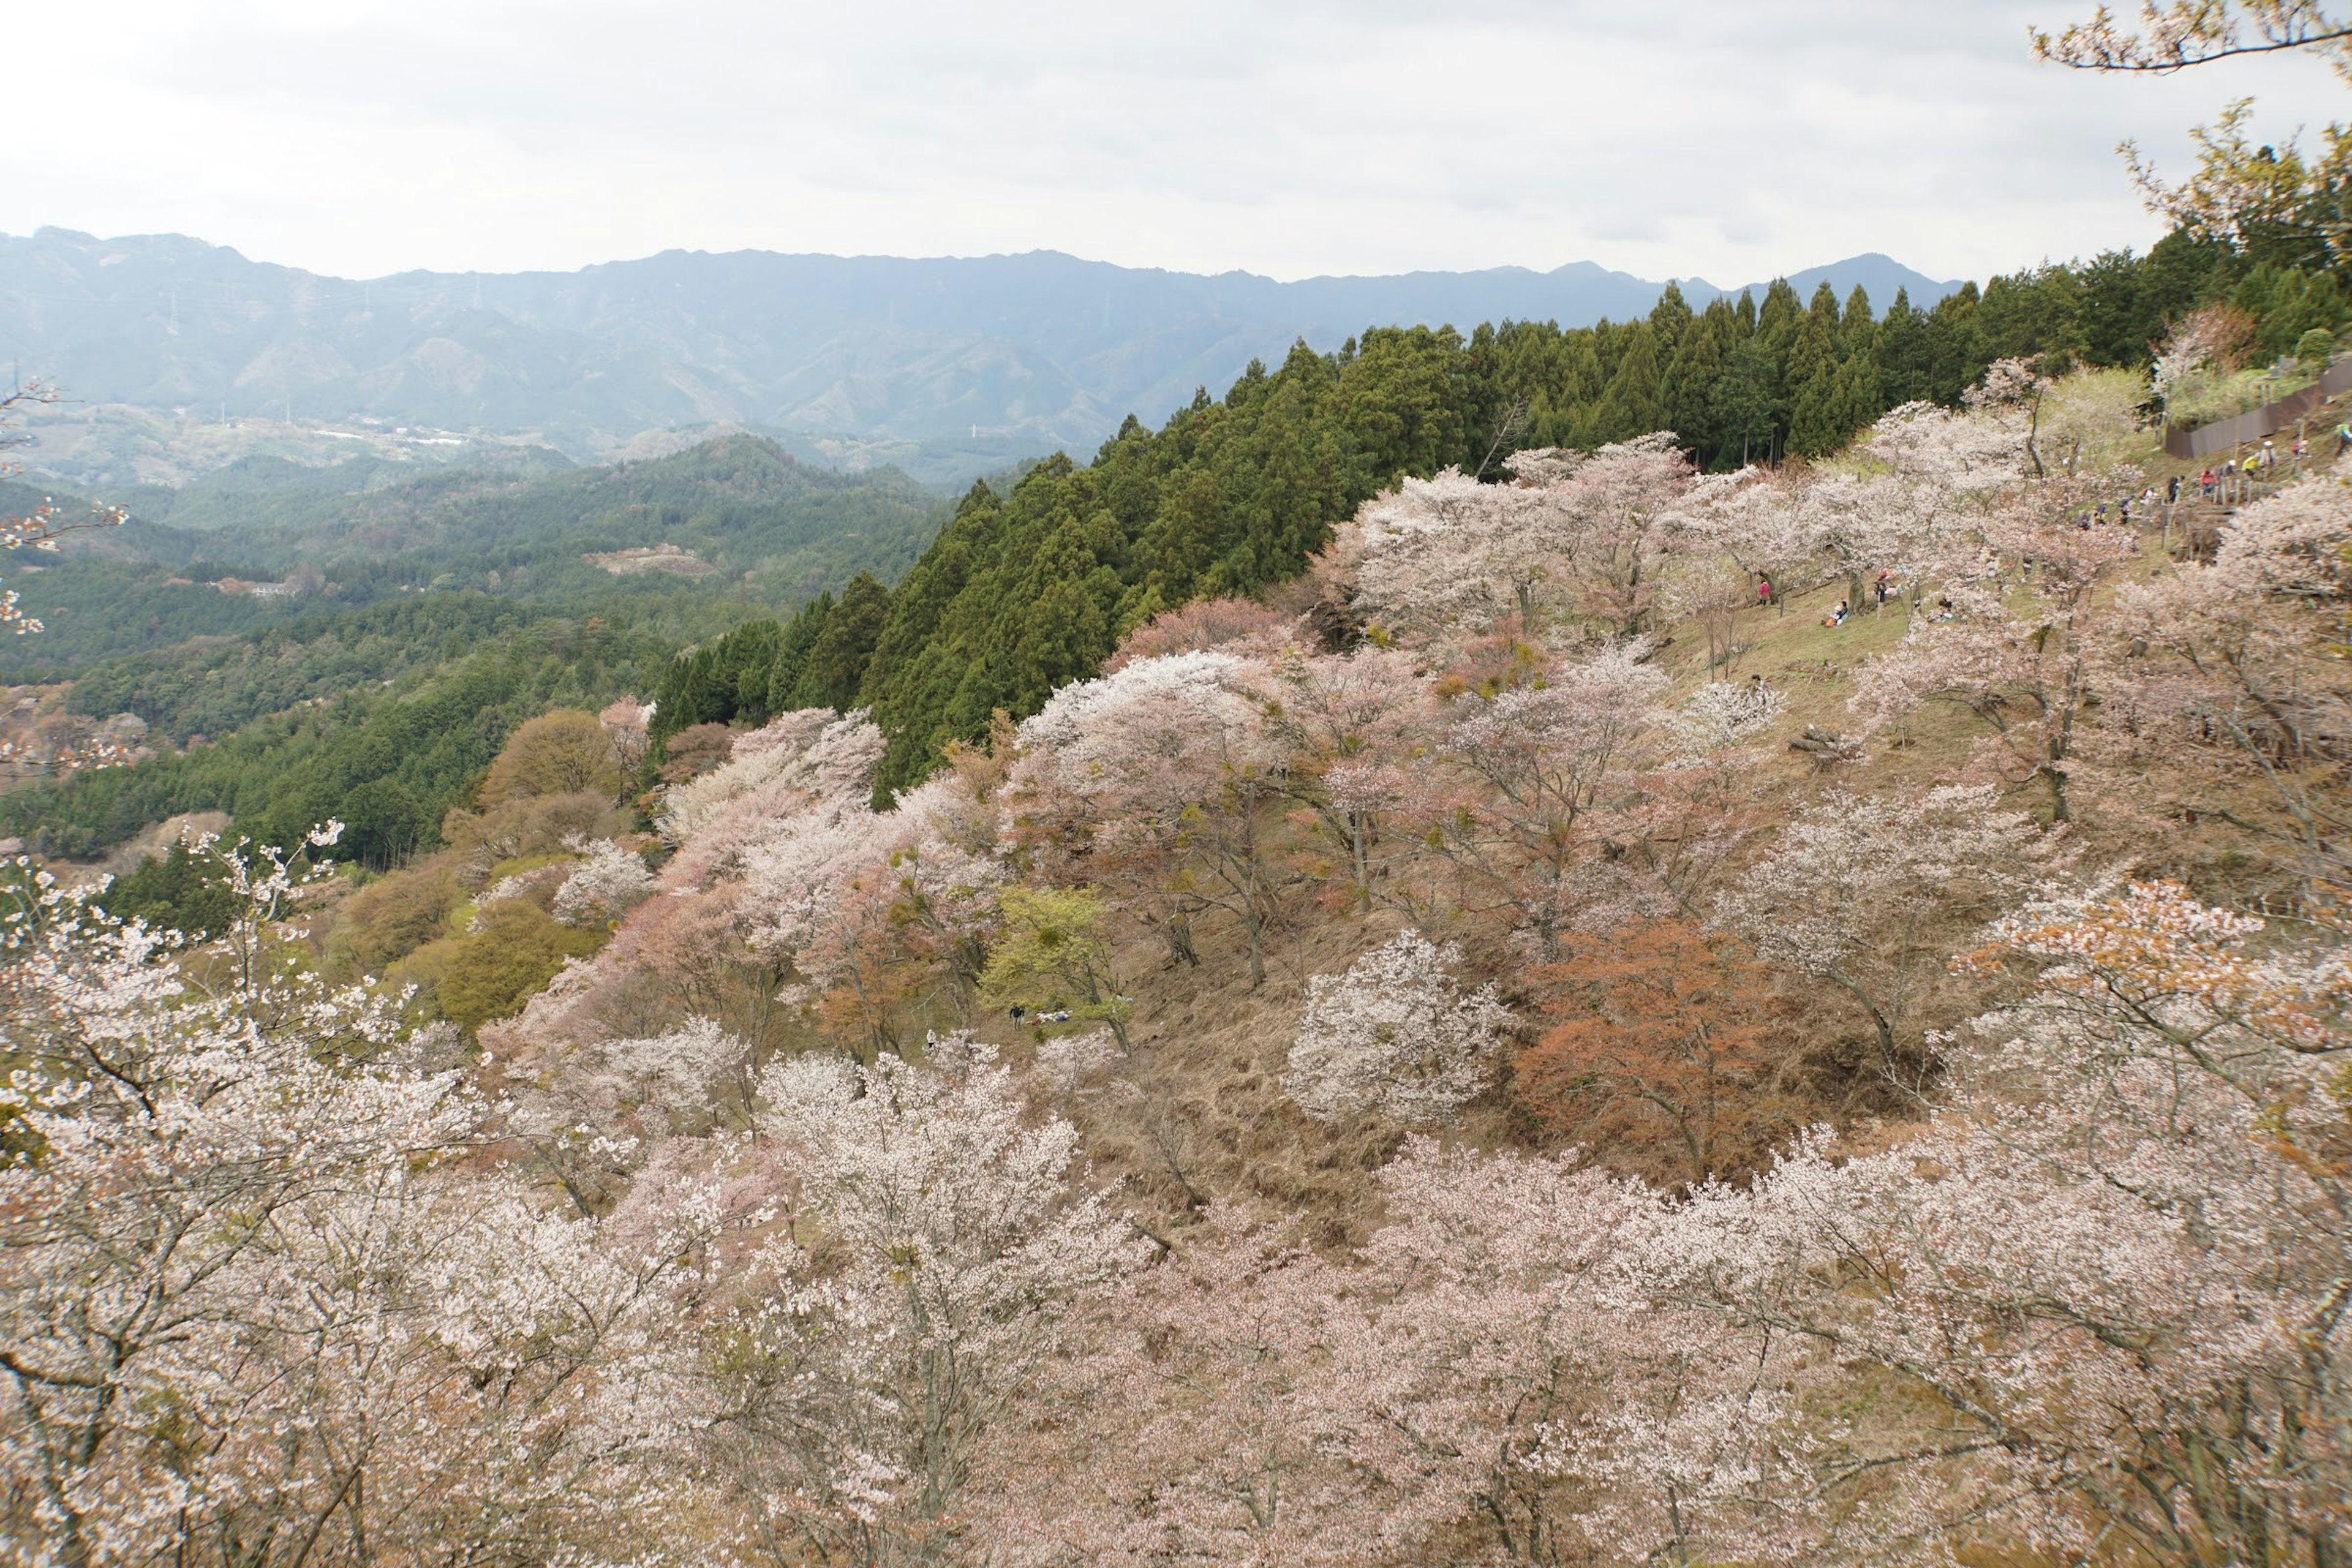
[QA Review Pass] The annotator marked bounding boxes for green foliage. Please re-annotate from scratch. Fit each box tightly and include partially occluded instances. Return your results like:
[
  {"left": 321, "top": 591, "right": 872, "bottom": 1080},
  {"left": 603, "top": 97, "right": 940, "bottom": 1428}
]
[
  {"left": 61, "top": 595, "right": 685, "bottom": 744},
  {"left": 0, "top": 553, "right": 285, "bottom": 677},
  {"left": 1, "top": 435, "right": 946, "bottom": 680},
  {"left": 2, "top": 638, "right": 640, "bottom": 862},
  {"left": 429, "top": 899, "right": 604, "bottom": 1028},
  {"left": 2232, "top": 263, "right": 2351, "bottom": 358},
  {"left": 641, "top": 592, "right": 831, "bottom": 760},
  {"left": 94, "top": 840, "right": 241, "bottom": 938},
  {"left": 979, "top": 886, "right": 1132, "bottom": 1047},
  {"left": 801, "top": 572, "right": 891, "bottom": 712}
]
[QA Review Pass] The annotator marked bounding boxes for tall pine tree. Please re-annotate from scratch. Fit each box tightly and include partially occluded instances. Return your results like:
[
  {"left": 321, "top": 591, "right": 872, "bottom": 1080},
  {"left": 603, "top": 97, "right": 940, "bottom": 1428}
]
[
  {"left": 1593, "top": 323, "right": 1665, "bottom": 443},
  {"left": 1662, "top": 298, "right": 1732, "bottom": 461},
  {"left": 1785, "top": 284, "right": 1845, "bottom": 457}
]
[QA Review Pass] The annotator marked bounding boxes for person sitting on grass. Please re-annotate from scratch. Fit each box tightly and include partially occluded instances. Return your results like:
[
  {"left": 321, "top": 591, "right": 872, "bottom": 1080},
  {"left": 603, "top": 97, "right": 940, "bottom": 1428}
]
[{"left": 1825, "top": 599, "right": 1849, "bottom": 627}]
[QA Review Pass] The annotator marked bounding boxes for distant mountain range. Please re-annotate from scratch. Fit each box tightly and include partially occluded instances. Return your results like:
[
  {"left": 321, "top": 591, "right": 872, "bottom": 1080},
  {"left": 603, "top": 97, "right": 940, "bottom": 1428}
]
[{"left": 0, "top": 228, "right": 1961, "bottom": 464}]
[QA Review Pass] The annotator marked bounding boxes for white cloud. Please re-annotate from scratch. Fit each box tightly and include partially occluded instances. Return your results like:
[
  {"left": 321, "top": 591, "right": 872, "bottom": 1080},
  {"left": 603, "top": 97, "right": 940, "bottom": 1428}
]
[{"left": 12, "top": 0, "right": 2346, "bottom": 283}]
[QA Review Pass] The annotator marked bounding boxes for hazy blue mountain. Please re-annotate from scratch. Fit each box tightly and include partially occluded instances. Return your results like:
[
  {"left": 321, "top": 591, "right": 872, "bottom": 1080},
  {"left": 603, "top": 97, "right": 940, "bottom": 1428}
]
[{"left": 0, "top": 228, "right": 1961, "bottom": 459}]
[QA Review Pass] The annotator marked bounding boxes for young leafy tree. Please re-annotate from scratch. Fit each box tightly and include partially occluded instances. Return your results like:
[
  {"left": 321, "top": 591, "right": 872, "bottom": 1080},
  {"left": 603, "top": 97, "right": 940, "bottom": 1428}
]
[
  {"left": 981, "top": 885, "right": 1136, "bottom": 1050},
  {"left": 478, "top": 708, "right": 627, "bottom": 804}
]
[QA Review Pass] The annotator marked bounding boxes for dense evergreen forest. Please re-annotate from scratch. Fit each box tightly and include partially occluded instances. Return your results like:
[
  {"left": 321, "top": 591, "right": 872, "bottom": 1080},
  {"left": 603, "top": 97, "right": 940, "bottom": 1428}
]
[{"left": 1, "top": 602, "right": 683, "bottom": 865}]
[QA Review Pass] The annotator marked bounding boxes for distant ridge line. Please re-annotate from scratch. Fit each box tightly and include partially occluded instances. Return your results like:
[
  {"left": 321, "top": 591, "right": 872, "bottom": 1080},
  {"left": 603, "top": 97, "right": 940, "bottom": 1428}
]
[{"left": 0, "top": 229, "right": 1964, "bottom": 461}]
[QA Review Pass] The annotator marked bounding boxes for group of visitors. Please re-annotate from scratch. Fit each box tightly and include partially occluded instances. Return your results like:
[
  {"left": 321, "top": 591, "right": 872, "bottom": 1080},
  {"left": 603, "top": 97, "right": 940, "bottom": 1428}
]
[
  {"left": 2200, "top": 437, "right": 2318, "bottom": 502},
  {"left": 1823, "top": 573, "right": 1898, "bottom": 626}
]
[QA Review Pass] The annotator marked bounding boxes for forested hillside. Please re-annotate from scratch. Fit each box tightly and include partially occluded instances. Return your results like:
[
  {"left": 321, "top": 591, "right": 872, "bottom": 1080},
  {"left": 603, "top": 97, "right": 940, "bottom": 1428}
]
[
  {"left": 660, "top": 228, "right": 2340, "bottom": 793},
  {"left": 0, "top": 427, "right": 955, "bottom": 865},
  {"left": 0, "top": 434, "right": 946, "bottom": 674},
  {"left": 12, "top": 222, "right": 2340, "bottom": 869},
  {"left": 1, "top": 603, "right": 680, "bottom": 867},
  {"left": 15, "top": 336, "right": 2345, "bottom": 1563}
]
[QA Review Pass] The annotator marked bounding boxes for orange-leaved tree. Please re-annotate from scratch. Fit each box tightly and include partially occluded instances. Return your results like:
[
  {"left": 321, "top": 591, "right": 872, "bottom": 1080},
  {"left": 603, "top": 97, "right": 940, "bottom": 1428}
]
[{"left": 1518, "top": 916, "right": 1801, "bottom": 1186}]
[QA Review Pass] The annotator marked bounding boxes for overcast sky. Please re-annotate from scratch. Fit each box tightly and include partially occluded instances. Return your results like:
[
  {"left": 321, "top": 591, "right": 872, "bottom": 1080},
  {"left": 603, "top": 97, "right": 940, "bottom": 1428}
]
[{"left": 13, "top": 1, "right": 2348, "bottom": 285}]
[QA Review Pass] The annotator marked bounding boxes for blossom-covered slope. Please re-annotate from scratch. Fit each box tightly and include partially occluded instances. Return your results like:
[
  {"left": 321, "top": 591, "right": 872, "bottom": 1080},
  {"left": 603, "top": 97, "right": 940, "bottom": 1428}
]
[{"left": 7, "top": 360, "right": 2350, "bottom": 1566}]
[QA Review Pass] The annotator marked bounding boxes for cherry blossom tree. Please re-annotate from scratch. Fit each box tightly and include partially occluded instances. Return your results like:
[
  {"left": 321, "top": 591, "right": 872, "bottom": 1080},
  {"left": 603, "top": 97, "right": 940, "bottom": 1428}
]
[
  {"left": 971, "top": 1210, "right": 1371, "bottom": 1568},
  {"left": 657, "top": 707, "right": 880, "bottom": 886},
  {"left": 552, "top": 835, "right": 657, "bottom": 925},
  {"left": 1793, "top": 399, "right": 2022, "bottom": 619},
  {"left": 1016, "top": 652, "right": 1291, "bottom": 985},
  {"left": 500, "top": 1014, "right": 751, "bottom": 1210},
  {"left": 1352, "top": 466, "right": 1538, "bottom": 636},
  {"left": 1504, "top": 433, "right": 1696, "bottom": 635},
  {"left": 598, "top": 696, "right": 654, "bottom": 772},
  {"left": 1329, "top": 1140, "right": 1823, "bottom": 1567},
  {"left": 1351, "top": 435, "right": 1694, "bottom": 639},
  {"left": 1665, "top": 678, "right": 1785, "bottom": 759},
  {"left": 1422, "top": 644, "right": 1671, "bottom": 955},
  {"left": 1283, "top": 930, "right": 1512, "bottom": 1124},
  {"left": 685, "top": 1041, "right": 1148, "bottom": 1565},
  {"left": 872, "top": 776, "right": 1008, "bottom": 1018},
  {"left": 1714, "top": 785, "right": 2057, "bottom": 1079},
  {"left": 2037, "top": 0, "right": 2352, "bottom": 75},
  {"left": 1250, "top": 647, "right": 1427, "bottom": 910},
  {"left": 1646, "top": 880, "right": 2352, "bottom": 1564},
  {"left": 0, "top": 837, "right": 706, "bottom": 1567},
  {"left": 2106, "top": 466, "right": 2352, "bottom": 878},
  {"left": 1851, "top": 485, "right": 2140, "bottom": 821},
  {"left": 1102, "top": 595, "right": 1294, "bottom": 670},
  {"left": 1672, "top": 465, "right": 1817, "bottom": 601}
]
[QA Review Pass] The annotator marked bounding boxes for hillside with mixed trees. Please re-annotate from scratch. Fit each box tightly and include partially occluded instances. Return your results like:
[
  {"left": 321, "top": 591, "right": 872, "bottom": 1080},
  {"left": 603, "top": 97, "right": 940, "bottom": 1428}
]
[
  {"left": 7, "top": 326, "right": 2346, "bottom": 1562},
  {"left": 649, "top": 228, "right": 2346, "bottom": 794},
  {"left": 7, "top": 24, "right": 2352, "bottom": 1541},
  {"left": 10, "top": 220, "right": 2342, "bottom": 839}
]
